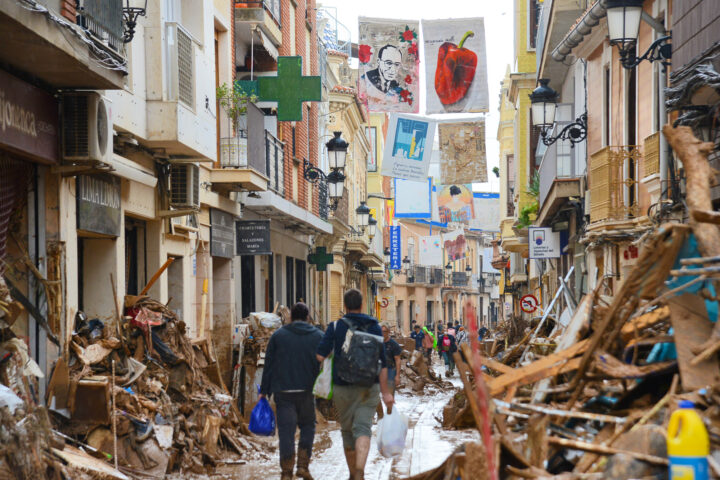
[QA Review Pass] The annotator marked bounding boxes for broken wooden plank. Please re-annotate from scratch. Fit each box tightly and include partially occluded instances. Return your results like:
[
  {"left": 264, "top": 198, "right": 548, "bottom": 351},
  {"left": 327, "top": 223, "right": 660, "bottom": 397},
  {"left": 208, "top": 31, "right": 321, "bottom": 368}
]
[
  {"left": 478, "top": 354, "right": 514, "bottom": 375},
  {"left": 592, "top": 351, "right": 676, "bottom": 379},
  {"left": 668, "top": 293, "right": 720, "bottom": 390},
  {"left": 494, "top": 399, "right": 627, "bottom": 424},
  {"left": 620, "top": 306, "right": 670, "bottom": 343},
  {"left": 691, "top": 209, "right": 720, "bottom": 225},
  {"left": 547, "top": 437, "right": 669, "bottom": 466},
  {"left": 690, "top": 338, "right": 720, "bottom": 366},
  {"left": 488, "top": 340, "right": 588, "bottom": 396}
]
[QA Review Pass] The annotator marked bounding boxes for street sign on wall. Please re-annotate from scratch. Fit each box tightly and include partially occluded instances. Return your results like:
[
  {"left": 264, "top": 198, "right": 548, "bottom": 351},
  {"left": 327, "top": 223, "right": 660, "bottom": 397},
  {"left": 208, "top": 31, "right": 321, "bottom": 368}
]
[
  {"left": 210, "top": 208, "right": 235, "bottom": 258},
  {"left": 76, "top": 174, "right": 121, "bottom": 237},
  {"left": 236, "top": 220, "right": 271, "bottom": 256},
  {"left": 529, "top": 227, "right": 561, "bottom": 259}
]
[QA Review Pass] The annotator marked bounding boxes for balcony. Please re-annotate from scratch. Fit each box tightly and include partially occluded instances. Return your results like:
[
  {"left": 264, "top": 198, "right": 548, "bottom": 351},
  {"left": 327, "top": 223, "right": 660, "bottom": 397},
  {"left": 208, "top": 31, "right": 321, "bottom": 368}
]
[
  {"left": 0, "top": 0, "right": 126, "bottom": 89},
  {"left": 589, "top": 146, "right": 644, "bottom": 224},
  {"left": 536, "top": 124, "right": 582, "bottom": 226},
  {"left": 451, "top": 272, "right": 469, "bottom": 287},
  {"left": 234, "top": 1, "right": 282, "bottom": 53},
  {"left": 212, "top": 129, "right": 281, "bottom": 193}
]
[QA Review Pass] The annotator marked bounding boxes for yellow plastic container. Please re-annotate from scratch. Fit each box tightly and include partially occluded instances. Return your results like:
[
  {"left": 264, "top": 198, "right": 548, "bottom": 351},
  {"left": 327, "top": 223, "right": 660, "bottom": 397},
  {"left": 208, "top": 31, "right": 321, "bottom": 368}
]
[{"left": 667, "top": 400, "right": 709, "bottom": 480}]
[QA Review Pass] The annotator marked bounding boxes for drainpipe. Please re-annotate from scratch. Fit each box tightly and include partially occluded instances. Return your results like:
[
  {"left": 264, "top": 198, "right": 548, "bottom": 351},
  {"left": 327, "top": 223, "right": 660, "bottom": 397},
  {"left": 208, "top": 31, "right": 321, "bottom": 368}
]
[{"left": 659, "top": 64, "right": 668, "bottom": 200}]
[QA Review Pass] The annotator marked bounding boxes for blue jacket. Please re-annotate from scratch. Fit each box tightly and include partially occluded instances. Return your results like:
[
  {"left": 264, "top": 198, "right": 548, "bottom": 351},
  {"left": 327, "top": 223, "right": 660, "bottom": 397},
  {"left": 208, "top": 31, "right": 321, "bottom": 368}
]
[
  {"left": 260, "top": 321, "right": 323, "bottom": 395},
  {"left": 410, "top": 331, "right": 424, "bottom": 349},
  {"left": 316, "top": 313, "right": 387, "bottom": 386}
]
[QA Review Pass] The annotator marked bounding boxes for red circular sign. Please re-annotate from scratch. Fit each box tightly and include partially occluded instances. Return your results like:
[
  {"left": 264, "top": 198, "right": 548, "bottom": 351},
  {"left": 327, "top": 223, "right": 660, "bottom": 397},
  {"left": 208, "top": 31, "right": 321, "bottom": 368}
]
[
  {"left": 520, "top": 294, "right": 539, "bottom": 313},
  {"left": 380, "top": 298, "right": 389, "bottom": 308}
]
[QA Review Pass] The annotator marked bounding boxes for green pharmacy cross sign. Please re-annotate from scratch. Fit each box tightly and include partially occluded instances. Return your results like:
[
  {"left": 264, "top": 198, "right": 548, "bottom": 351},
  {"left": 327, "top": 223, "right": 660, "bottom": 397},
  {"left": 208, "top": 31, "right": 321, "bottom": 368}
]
[
  {"left": 308, "top": 247, "right": 334, "bottom": 272},
  {"left": 237, "top": 56, "right": 321, "bottom": 122}
]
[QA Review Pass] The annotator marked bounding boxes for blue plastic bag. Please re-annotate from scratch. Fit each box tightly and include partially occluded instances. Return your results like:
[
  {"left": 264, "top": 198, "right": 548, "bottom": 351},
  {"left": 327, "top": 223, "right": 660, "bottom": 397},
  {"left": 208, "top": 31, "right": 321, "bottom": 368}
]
[{"left": 249, "top": 392, "right": 275, "bottom": 436}]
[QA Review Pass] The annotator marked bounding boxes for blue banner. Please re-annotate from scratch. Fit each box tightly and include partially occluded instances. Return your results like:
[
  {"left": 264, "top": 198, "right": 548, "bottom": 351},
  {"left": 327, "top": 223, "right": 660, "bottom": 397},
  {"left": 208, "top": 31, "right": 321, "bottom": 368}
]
[{"left": 390, "top": 226, "right": 402, "bottom": 270}]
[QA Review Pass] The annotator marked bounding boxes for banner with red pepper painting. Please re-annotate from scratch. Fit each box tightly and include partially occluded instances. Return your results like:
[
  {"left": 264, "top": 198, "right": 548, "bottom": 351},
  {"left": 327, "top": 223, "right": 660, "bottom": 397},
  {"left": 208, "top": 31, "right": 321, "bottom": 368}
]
[
  {"left": 358, "top": 18, "right": 420, "bottom": 113},
  {"left": 422, "top": 18, "right": 489, "bottom": 114},
  {"left": 438, "top": 120, "right": 487, "bottom": 184}
]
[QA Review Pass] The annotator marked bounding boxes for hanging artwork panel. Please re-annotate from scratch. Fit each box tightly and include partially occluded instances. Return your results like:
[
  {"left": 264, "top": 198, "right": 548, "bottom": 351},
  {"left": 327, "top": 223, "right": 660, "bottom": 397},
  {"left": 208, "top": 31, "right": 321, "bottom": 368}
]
[
  {"left": 419, "top": 235, "right": 443, "bottom": 266},
  {"left": 394, "top": 178, "right": 432, "bottom": 218},
  {"left": 381, "top": 114, "right": 436, "bottom": 181},
  {"left": 437, "top": 184, "right": 475, "bottom": 223},
  {"left": 358, "top": 18, "right": 421, "bottom": 113},
  {"left": 442, "top": 228, "right": 466, "bottom": 261},
  {"left": 422, "top": 18, "right": 489, "bottom": 114},
  {"left": 438, "top": 120, "right": 487, "bottom": 184}
]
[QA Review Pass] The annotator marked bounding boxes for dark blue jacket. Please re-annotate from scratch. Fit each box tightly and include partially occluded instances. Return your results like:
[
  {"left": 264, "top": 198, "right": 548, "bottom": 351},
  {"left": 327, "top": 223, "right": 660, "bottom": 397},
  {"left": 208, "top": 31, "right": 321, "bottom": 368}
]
[
  {"left": 410, "top": 331, "right": 424, "bottom": 350},
  {"left": 316, "top": 313, "right": 387, "bottom": 386},
  {"left": 260, "top": 321, "right": 323, "bottom": 395}
]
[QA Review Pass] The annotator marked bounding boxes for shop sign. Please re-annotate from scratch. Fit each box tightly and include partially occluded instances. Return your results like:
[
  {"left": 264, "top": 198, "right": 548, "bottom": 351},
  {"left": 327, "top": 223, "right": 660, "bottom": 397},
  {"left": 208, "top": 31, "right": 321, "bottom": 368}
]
[
  {"left": 0, "top": 70, "right": 58, "bottom": 164},
  {"left": 390, "top": 226, "right": 401, "bottom": 270},
  {"left": 236, "top": 220, "right": 271, "bottom": 256},
  {"left": 210, "top": 208, "right": 236, "bottom": 258},
  {"left": 529, "top": 227, "right": 561, "bottom": 259},
  {"left": 76, "top": 174, "right": 121, "bottom": 236}
]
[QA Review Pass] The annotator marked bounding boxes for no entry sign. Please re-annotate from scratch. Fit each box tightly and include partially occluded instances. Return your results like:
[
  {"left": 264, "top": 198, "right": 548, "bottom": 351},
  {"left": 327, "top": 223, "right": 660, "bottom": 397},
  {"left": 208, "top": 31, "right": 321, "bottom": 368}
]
[{"left": 520, "top": 294, "right": 539, "bottom": 313}]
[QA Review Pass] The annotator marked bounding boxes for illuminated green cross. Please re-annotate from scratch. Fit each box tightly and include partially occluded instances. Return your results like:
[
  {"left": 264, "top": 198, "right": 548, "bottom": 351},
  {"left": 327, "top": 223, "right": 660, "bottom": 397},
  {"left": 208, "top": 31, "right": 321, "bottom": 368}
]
[
  {"left": 258, "top": 56, "right": 321, "bottom": 122},
  {"left": 308, "top": 247, "right": 334, "bottom": 272}
]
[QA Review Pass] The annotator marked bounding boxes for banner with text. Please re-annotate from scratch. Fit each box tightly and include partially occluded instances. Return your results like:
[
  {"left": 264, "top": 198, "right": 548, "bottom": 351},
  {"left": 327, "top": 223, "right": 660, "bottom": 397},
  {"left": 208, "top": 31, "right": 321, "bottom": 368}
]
[
  {"left": 381, "top": 113, "right": 436, "bottom": 181},
  {"left": 390, "top": 225, "right": 402, "bottom": 270}
]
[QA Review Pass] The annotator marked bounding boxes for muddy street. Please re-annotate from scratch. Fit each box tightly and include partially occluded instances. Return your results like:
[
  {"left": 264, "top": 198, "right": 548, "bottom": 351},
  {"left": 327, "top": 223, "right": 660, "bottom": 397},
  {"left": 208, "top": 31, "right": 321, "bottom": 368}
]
[{"left": 210, "top": 361, "right": 476, "bottom": 480}]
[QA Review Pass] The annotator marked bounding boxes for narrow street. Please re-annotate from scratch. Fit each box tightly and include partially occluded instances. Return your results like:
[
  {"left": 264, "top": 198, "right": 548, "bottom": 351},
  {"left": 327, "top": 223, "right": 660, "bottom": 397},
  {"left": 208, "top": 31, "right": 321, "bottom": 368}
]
[{"left": 209, "top": 362, "right": 476, "bottom": 480}]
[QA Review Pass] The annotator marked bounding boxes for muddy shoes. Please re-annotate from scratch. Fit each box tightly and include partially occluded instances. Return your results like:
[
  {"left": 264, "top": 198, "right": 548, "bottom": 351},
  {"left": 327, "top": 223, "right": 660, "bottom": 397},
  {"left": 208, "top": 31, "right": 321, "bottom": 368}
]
[
  {"left": 296, "top": 448, "right": 314, "bottom": 480},
  {"left": 280, "top": 455, "right": 295, "bottom": 480}
]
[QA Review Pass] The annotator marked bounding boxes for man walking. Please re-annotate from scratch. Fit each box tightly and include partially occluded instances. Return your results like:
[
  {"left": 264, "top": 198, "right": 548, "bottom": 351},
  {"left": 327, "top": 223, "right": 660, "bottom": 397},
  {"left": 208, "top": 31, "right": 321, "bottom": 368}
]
[
  {"left": 259, "top": 303, "right": 323, "bottom": 480},
  {"left": 438, "top": 329, "right": 457, "bottom": 377},
  {"left": 316, "top": 289, "right": 394, "bottom": 480},
  {"left": 410, "top": 324, "right": 424, "bottom": 352},
  {"left": 421, "top": 325, "right": 435, "bottom": 363},
  {"left": 377, "top": 325, "right": 403, "bottom": 419}
]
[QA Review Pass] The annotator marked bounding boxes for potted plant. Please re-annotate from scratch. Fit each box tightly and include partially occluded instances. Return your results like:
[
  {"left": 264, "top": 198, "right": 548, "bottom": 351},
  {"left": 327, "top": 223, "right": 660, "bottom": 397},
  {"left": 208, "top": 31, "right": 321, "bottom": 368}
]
[{"left": 216, "top": 83, "right": 257, "bottom": 167}]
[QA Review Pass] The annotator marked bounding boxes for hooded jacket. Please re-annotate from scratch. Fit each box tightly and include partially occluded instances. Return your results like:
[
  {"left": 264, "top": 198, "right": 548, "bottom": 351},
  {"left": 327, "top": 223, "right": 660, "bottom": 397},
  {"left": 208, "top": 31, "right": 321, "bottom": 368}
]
[
  {"left": 259, "top": 321, "right": 323, "bottom": 395},
  {"left": 316, "top": 313, "right": 387, "bottom": 386}
]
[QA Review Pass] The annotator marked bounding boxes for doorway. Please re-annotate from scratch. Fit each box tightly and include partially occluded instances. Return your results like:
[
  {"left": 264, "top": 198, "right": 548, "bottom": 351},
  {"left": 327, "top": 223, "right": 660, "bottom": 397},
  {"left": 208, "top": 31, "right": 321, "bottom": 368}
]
[
  {"left": 426, "top": 301, "right": 433, "bottom": 329},
  {"left": 240, "top": 256, "right": 255, "bottom": 318},
  {"left": 167, "top": 256, "right": 183, "bottom": 319},
  {"left": 124, "top": 217, "right": 147, "bottom": 295}
]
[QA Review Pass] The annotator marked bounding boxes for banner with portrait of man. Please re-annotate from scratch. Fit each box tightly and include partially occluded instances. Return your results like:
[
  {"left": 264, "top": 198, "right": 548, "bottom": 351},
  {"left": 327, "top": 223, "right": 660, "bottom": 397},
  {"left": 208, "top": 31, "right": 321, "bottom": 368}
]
[{"left": 358, "top": 17, "right": 420, "bottom": 113}]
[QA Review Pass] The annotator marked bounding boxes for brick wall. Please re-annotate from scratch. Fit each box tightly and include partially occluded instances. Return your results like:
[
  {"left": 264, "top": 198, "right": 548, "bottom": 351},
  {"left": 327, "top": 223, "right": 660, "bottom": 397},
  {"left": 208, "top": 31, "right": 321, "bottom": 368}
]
[
  {"left": 278, "top": 0, "right": 319, "bottom": 213},
  {"left": 60, "top": 0, "right": 76, "bottom": 23}
]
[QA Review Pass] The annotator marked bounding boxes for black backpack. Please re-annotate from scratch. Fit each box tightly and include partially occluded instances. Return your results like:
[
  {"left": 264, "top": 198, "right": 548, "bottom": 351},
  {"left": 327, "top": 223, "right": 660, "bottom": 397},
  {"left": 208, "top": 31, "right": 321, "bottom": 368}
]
[{"left": 334, "top": 317, "right": 383, "bottom": 387}]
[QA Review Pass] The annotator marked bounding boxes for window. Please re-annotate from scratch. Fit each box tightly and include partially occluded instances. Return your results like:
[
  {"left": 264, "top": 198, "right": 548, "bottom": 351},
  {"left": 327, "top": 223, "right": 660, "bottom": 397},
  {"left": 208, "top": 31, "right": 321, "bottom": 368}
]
[
  {"left": 407, "top": 237, "right": 415, "bottom": 264},
  {"left": 528, "top": 0, "right": 541, "bottom": 50},
  {"left": 286, "top": 257, "right": 295, "bottom": 307},
  {"left": 366, "top": 127, "right": 378, "bottom": 172},
  {"left": 289, "top": 4, "right": 296, "bottom": 55},
  {"left": 604, "top": 66, "right": 610, "bottom": 147}
]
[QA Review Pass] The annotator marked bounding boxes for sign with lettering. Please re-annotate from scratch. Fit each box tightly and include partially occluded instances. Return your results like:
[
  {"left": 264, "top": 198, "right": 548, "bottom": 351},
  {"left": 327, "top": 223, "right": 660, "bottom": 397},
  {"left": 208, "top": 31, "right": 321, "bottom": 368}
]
[
  {"left": 390, "top": 225, "right": 401, "bottom": 270},
  {"left": 76, "top": 174, "right": 121, "bottom": 236},
  {"left": 529, "top": 227, "right": 561, "bottom": 259},
  {"left": 0, "top": 69, "right": 59, "bottom": 164},
  {"left": 236, "top": 220, "right": 271, "bottom": 256},
  {"left": 210, "top": 208, "right": 236, "bottom": 258}
]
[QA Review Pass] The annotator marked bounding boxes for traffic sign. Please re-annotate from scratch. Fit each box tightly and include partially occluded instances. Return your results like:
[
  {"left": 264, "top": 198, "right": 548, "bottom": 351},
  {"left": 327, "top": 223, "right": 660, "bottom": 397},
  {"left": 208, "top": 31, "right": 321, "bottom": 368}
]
[{"left": 520, "top": 294, "right": 539, "bottom": 313}]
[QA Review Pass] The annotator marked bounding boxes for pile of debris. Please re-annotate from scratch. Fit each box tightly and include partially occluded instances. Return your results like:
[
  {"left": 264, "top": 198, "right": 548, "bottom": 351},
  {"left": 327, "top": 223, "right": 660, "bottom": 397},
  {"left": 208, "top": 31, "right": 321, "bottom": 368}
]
[
  {"left": 0, "top": 270, "right": 267, "bottom": 479},
  {"left": 423, "top": 127, "right": 720, "bottom": 478},
  {"left": 396, "top": 338, "right": 453, "bottom": 393}
]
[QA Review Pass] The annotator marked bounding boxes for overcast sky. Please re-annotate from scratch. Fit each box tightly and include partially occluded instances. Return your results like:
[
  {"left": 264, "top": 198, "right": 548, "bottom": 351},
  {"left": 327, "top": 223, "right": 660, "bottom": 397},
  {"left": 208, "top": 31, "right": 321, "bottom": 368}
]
[{"left": 317, "top": 1, "right": 515, "bottom": 193}]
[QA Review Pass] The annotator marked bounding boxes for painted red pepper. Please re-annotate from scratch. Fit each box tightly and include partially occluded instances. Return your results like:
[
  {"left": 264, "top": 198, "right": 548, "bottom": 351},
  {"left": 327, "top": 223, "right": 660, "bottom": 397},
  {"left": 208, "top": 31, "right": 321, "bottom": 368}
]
[{"left": 434, "top": 31, "right": 477, "bottom": 105}]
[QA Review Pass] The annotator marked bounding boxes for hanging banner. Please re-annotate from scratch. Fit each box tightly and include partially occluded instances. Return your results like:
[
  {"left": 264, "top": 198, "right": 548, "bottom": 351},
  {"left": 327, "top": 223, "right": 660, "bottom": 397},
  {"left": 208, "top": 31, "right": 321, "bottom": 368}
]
[
  {"left": 390, "top": 226, "right": 402, "bottom": 270},
  {"left": 381, "top": 113, "right": 436, "bottom": 181},
  {"left": 442, "top": 228, "right": 466, "bottom": 261},
  {"left": 358, "top": 17, "right": 420, "bottom": 113},
  {"left": 394, "top": 177, "right": 432, "bottom": 218},
  {"left": 385, "top": 199, "right": 395, "bottom": 225},
  {"left": 468, "top": 192, "right": 501, "bottom": 231},
  {"left": 437, "top": 184, "right": 475, "bottom": 223},
  {"left": 438, "top": 120, "right": 487, "bottom": 184},
  {"left": 422, "top": 18, "right": 489, "bottom": 114},
  {"left": 419, "top": 235, "right": 443, "bottom": 266}
]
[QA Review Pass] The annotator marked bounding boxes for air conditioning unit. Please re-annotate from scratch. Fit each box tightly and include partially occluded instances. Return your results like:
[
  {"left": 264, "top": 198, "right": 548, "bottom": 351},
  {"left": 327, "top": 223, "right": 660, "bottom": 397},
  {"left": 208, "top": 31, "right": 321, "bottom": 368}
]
[
  {"left": 61, "top": 92, "right": 112, "bottom": 164},
  {"left": 170, "top": 164, "right": 200, "bottom": 209}
]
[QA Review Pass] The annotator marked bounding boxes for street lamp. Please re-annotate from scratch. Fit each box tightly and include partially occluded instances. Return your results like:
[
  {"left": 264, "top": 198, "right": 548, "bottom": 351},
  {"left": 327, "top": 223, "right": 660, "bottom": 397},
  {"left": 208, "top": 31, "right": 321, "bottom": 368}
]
[
  {"left": 123, "top": 0, "right": 148, "bottom": 43},
  {"left": 530, "top": 79, "right": 587, "bottom": 147},
  {"left": 303, "top": 131, "right": 349, "bottom": 211},
  {"left": 367, "top": 215, "right": 377, "bottom": 239},
  {"left": 383, "top": 247, "right": 390, "bottom": 265},
  {"left": 356, "top": 201, "right": 370, "bottom": 228},
  {"left": 326, "top": 131, "right": 349, "bottom": 170},
  {"left": 605, "top": 0, "right": 671, "bottom": 69}
]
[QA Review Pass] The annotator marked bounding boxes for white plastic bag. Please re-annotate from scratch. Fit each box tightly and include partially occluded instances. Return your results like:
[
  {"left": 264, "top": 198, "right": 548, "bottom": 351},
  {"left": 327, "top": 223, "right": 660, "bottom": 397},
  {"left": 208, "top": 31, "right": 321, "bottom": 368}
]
[
  {"left": 376, "top": 407, "right": 409, "bottom": 458},
  {"left": 313, "top": 353, "right": 333, "bottom": 399}
]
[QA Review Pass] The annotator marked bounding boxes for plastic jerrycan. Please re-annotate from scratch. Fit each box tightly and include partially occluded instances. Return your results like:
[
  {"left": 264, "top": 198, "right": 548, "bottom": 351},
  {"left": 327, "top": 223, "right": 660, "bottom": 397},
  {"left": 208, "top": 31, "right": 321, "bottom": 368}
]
[{"left": 667, "top": 400, "right": 709, "bottom": 480}]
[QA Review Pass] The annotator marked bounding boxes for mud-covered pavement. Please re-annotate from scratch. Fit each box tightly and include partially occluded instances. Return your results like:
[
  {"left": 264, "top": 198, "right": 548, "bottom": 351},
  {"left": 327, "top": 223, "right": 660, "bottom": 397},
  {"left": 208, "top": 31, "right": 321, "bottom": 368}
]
[{"left": 207, "top": 359, "right": 477, "bottom": 480}]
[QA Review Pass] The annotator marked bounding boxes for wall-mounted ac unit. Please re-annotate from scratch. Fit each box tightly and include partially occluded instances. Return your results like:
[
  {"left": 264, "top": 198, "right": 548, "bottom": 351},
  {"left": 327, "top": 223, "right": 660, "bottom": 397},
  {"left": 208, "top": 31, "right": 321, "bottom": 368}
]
[
  {"left": 61, "top": 92, "right": 112, "bottom": 164},
  {"left": 170, "top": 164, "right": 200, "bottom": 209}
]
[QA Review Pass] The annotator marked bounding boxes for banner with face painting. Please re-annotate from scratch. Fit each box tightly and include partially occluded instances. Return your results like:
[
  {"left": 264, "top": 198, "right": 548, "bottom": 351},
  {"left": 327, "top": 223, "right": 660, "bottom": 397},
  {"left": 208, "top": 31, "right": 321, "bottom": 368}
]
[
  {"left": 438, "top": 121, "right": 487, "bottom": 184},
  {"left": 437, "top": 184, "right": 475, "bottom": 223},
  {"left": 358, "top": 18, "right": 421, "bottom": 113},
  {"left": 422, "top": 18, "right": 489, "bottom": 114}
]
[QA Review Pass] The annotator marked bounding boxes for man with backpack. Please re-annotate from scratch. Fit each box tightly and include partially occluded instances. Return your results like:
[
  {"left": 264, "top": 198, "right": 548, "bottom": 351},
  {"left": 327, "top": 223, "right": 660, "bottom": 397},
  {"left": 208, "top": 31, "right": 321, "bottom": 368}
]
[
  {"left": 259, "top": 303, "right": 323, "bottom": 480},
  {"left": 316, "top": 289, "right": 394, "bottom": 480},
  {"left": 439, "top": 330, "right": 457, "bottom": 377}
]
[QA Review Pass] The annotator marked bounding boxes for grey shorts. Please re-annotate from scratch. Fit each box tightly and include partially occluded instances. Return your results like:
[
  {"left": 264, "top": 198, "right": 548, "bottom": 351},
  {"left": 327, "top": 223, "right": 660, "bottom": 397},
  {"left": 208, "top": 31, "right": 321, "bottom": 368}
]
[{"left": 333, "top": 383, "right": 380, "bottom": 449}]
